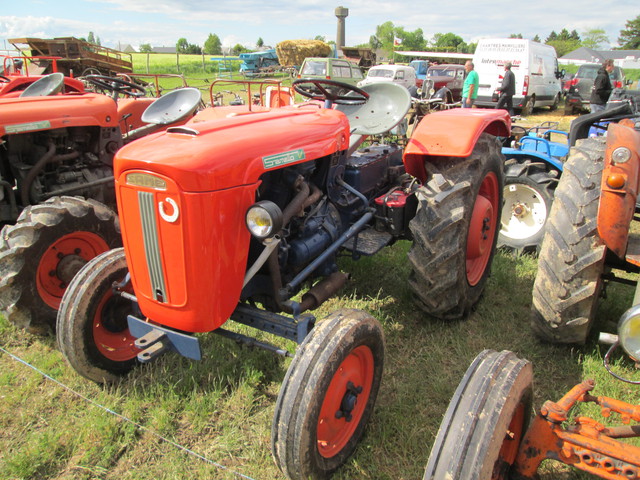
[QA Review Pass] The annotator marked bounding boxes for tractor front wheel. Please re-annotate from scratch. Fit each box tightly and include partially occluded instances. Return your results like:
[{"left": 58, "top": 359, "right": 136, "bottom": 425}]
[
  {"left": 408, "top": 133, "right": 504, "bottom": 319},
  {"left": 531, "top": 137, "right": 607, "bottom": 343},
  {"left": 271, "top": 309, "right": 384, "bottom": 480},
  {"left": 0, "top": 196, "right": 121, "bottom": 333},
  {"left": 57, "top": 248, "right": 139, "bottom": 384},
  {"left": 423, "top": 349, "right": 533, "bottom": 480},
  {"left": 498, "top": 159, "right": 558, "bottom": 253}
]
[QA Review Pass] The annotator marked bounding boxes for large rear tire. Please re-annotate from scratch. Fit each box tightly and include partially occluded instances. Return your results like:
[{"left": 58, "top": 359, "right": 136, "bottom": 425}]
[
  {"left": 0, "top": 196, "right": 121, "bottom": 333},
  {"left": 271, "top": 309, "right": 384, "bottom": 480},
  {"left": 424, "top": 350, "right": 533, "bottom": 480},
  {"left": 408, "top": 133, "right": 504, "bottom": 319},
  {"left": 498, "top": 158, "right": 558, "bottom": 253},
  {"left": 531, "top": 137, "right": 607, "bottom": 344},
  {"left": 57, "top": 248, "right": 139, "bottom": 384}
]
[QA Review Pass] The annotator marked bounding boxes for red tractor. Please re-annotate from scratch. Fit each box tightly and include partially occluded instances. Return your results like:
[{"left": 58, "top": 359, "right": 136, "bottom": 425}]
[
  {"left": 56, "top": 79, "right": 510, "bottom": 479},
  {"left": 0, "top": 71, "right": 201, "bottom": 333},
  {"left": 424, "top": 92, "right": 640, "bottom": 480}
]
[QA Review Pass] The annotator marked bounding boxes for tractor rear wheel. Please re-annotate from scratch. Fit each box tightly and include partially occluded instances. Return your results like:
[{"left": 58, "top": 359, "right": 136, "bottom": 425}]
[
  {"left": 498, "top": 158, "right": 559, "bottom": 253},
  {"left": 423, "top": 349, "right": 533, "bottom": 480},
  {"left": 271, "top": 309, "right": 384, "bottom": 480},
  {"left": 0, "top": 196, "right": 121, "bottom": 333},
  {"left": 531, "top": 137, "right": 607, "bottom": 344},
  {"left": 57, "top": 248, "right": 139, "bottom": 384},
  {"left": 408, "top": 133, "right": 504, "bottom": 319}
]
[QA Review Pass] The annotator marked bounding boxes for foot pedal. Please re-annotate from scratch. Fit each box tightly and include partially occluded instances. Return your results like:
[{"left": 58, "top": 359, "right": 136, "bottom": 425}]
[{"left": 343, "top": 229, "right": 392, "bottom": 256}]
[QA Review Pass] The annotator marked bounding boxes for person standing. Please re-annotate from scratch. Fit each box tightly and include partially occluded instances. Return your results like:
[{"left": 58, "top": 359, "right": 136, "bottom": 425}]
[
  {"left": 461, "top": 60, "right": 479, "bottom": 108},
  {"left": 590, "top": 59, "right": 614, "bottom": 113},
  {"left": 496, "top": 61, "right": 515, "bottom": 116}
]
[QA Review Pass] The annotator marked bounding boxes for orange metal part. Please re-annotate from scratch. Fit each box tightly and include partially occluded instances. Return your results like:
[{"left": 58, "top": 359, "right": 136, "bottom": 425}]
[
  {"left": 403, "top": 108, "right": 510, "bottom": 182},
  {"left": 513, "top": 380, "right": 640, "bottom": 480},
  {"left": 597, "top": 120, "right": 640, "bottom": 260}
]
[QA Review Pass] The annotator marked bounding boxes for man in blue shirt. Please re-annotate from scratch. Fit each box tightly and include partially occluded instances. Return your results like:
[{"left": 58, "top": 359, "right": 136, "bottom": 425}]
[{"left": 462, "top": 60, "right": 479, "bottom": 108}]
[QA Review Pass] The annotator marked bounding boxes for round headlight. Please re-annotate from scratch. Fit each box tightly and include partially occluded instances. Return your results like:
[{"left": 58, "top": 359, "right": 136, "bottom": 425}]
[
  {"left": 612, "top": 147, "right": 632, "bottom": 164},
  {"left": 246, "top": 201, "right": 283, "bottom": 240},
  {"left": 618, "top": 304, "right": 640, "bottom": 361}
]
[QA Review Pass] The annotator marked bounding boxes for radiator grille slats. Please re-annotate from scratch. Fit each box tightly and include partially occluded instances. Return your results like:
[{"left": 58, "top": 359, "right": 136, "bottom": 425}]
[{"left": 138, "top": 191, "right": 167, "bottom": 301}]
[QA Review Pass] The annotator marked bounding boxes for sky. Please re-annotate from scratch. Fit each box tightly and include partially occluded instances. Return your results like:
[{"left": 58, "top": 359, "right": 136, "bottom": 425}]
[{"left": 0, "top": 0, "right": 638, "bottom": 53}]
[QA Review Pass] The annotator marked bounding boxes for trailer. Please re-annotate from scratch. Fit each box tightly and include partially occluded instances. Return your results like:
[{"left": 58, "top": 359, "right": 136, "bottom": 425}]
[{"left": 9, "top": 37, "right": 133, "bottom": 77}]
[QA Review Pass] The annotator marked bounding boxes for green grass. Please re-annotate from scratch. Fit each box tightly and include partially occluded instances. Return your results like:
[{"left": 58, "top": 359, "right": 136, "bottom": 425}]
[{"left": 1, "top": 240, "right": 638, "bottom": 479}]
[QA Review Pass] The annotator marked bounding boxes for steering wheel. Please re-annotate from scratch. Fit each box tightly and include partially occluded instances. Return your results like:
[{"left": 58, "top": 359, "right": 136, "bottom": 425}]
[
  {"left": 0, "top": 75, "right": 10, "bottom": 83},
  {"left": 84, "top": 75, "right": 146, "bottom": 98},
  {"left": 293, "top": 78, "right": 369, "bottom": 106}
]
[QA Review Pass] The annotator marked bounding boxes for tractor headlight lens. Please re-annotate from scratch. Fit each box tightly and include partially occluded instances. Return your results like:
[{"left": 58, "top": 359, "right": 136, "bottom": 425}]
[
  {"left": 612, "top": 147, "right": 632, "bottom": 164},
  {"left": 618, "top": 304, "right": 640, "bottom": 361},
  {"left": 246, "top": 201, "right": 283, "bottom": 240}
]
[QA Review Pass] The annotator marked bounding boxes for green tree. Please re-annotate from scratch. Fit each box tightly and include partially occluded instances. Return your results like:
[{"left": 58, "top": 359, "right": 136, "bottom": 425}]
[
  {"left": 370, "top": 21, "right": 395, "bottom": 53},
  {"left": 546, "top": 31, "right": 558, "bottom": 42},
  {"left": 96, "top": 36, "right": 101, "bottom": 46},
  {"left": 88, "top": 31, "right": 95, "bottom": 44},
  {"left": 257, "top": 37, "right": 264, "bottom": 48},
  {"left": 546, "top": 38, "right": 581, "bottom": 57},
  {"left": 432, "top": 32, "right": 465, "bottom": 51},
  {"left": 204, "top": 33, "right": 222, "bottom": 55},
  {"left": 232, "top": 44, "right": 251, "bottom": 55},
  {"left": 582, "top": 28, "right": 609, "bottom": 49},
  {"left": 618, "top": 14, "right": 640, "bottom": 49},
  {"left": 570, "top": 30, "right": 581, "bottom": 41},
  {"left": 139, "top": 43, "right": 153, "bottom": 53},
  {"left": 176, "top": 37, "right": 189, "bottom": 53},
  {"left": 509, "top": 33, "right": 523, "bottom": 39},
  {"left": 532, "top": 35, "right": 541, "bottom": 42},
  {"left": 558, "top": 28, "right": 571, "bottom": 41}
]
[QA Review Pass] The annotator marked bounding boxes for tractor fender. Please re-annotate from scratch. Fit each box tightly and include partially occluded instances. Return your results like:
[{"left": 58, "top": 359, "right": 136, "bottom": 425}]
[
  {"left": 597, "top": 120, "right": 640, "bottom": 260},
  {"left": 501, "top": 148, "right": 564, "bottom": 172},
  {"left": 403, "top": 108, "right": 510, "bottom": 182}
]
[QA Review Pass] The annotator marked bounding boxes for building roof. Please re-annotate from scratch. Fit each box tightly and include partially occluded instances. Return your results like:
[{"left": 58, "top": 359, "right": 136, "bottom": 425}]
[{"left": 560, "top": 47, "right": 640, "bottom": 62}]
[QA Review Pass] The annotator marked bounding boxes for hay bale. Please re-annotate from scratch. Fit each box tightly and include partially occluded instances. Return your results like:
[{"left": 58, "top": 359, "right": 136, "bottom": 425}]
[{"left": 275, "top": 40, "right": 332, "bottom": 67}]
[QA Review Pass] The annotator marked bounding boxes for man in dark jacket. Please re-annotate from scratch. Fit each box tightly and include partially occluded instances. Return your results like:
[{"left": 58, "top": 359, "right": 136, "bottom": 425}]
[
  {"left": 496, "top": 61, "right": 515, "bottom": 116},
  {"left": 590, "top": 59, "right": 614, "bottom": 113}
]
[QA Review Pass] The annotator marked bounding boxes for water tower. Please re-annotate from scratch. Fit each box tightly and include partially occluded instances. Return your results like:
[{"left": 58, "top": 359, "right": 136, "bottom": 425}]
[{"left": 335, "top": 6, "right": 349, "bottom": 50}]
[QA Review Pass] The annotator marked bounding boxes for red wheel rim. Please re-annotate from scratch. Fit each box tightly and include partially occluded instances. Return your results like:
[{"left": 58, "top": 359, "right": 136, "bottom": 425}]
[
  {"left": 92, "top": 285, "right": 139, "bottom": 362},
  {"left": 466, "top": 172, "right": 499, "bottom": 286},
  {"left": 36, "top": 231, "right": 109, "bottom": 309},
  {"left": 317, "top": 345, "right": 375, "bottom": 459},
  {"left": 494, "top": 403, "right": 525, "bottom": 479}
]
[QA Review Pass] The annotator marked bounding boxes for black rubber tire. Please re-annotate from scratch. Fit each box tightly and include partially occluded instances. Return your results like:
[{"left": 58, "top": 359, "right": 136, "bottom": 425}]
[
  {"left": 498, "top": 158, "right": 559, "bottom": 253},
  {"left": 549, "top": 94, "right": 560, "bottom": 111},
  {"left": 271, "top": 309, "right": 384, "bottom": 480},
  {"left": 521, "top": 96, "right": 535, "bottom": 116},
  {"left": 424, "top": 349, "right": 533, "bottom": 480},
  {"left": 408, "top": 133, "right": 504, "bottom": 319},
  {"left": 0, "top": 196, "right": 121, "bottom": 334},
  {"left": 531, "top": 137, "right": 607, "bottom": 344},
  {"left": 57, "top": 248, "right": 139, "bottom": 384}
]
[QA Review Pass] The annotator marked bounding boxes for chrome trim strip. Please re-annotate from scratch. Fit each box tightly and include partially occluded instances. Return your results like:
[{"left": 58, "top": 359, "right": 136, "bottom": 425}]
[{"left": 138, "top": 191, "right": 166, "bottom": 301}]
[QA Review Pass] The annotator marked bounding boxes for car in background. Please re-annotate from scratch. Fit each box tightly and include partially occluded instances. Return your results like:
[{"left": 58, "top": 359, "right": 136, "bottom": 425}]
[
  {"left": 426, "top": 64, "right": 465, "bottom": 102},
  {"left": 358, "top": 64, "right": 417, "bottom": 90},
  {"left": 564, "top": 63, "right": 628, "bottom": 114},
  {"left": 297, "top": 57, "right": 364, "bottom": 86},
  {"left": 410, "top": 59, "right": 429, "bottom": 87}
]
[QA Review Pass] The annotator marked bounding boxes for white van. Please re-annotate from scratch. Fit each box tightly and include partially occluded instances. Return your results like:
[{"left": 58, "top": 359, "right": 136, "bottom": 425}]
[
  {"left": 358, "top": 64, "right": 417, "bottom": 90},
  {"left": 472, "top": 39, "right": 563, "bottom": 114}
]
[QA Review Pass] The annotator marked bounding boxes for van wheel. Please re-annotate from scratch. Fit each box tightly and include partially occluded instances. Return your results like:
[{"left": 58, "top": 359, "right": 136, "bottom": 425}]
[
  {"left": 550, "top": 94, "right": 560, "bottom": 111},
  {"left": 521, "top": 96, "right": 535, "bottom": 116}
]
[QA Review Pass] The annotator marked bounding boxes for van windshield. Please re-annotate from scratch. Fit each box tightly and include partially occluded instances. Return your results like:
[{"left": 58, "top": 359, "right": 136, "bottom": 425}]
[
  {"left": 368, "top": 69, "right": 394, "bottom": 78},
  {"left": 301, "top": 61, "right": 327, "bottom": 76}
]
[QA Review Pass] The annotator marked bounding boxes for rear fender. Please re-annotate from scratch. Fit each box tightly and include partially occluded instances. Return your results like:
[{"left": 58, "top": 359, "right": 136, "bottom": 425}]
[
  {"left": 403, "top": 109, "right": 510, "bottom": 182},
  {"left": 597, "top": 120, "right": 640, "bottom": 259},
  {"left": 501, "top": 148, "right": 564, "bottom": 172}
]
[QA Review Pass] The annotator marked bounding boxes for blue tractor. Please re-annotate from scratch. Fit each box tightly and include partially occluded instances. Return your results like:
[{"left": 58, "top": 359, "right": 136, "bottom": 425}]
[
  {"left": 498, "top": 122, "right": 568, "bottom": 252},
  {"left": 239, "top": 49, "right": 280, "bottom": 77}
]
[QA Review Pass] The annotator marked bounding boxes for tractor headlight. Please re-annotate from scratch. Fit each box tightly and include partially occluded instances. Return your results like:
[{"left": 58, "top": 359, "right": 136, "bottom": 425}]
[
  {"left": 246, "top": 201, "right": 283, "bottom": 240},
  {"left": 618, "top": 304, "right": 640, "bottom": 361},
  {"left": 612, "top": 147, "right": 632, "bottom": 164}
]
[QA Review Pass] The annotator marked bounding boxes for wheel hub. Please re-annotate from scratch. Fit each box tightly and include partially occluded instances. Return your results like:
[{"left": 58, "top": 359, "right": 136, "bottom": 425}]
[
  {"left": 512, "top": 202, "right": 530, "bottom": 219},
  {"left": 56, "top": 252, "right": 88, "bottom": 285},
  {"left": 335, "top": 381, "right": 363, "bottom": 422}
]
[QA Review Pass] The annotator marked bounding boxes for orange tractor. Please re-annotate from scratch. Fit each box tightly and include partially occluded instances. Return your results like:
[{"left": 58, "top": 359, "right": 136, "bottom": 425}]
[{"left": 424, "top": 92, "right": 640, "bottom": 479}]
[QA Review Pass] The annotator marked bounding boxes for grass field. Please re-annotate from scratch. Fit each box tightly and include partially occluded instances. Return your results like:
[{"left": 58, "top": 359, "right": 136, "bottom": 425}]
[{"left": 1, "top": 103, "right": 639, "bottom": 479}]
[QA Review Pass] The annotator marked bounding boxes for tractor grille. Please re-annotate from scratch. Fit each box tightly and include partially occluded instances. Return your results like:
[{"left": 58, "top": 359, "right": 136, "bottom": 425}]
[{"left": 138, "top": 191, "right": 167, "bottom": 302}]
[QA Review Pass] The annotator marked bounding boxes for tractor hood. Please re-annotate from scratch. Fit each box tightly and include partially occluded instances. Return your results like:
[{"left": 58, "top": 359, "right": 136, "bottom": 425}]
[
  {"left": 113, "top": 106, "right": 351, "bottom": 192},
  {"left": 0, "top": 93, "right": 118, "bottom": 136}
]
